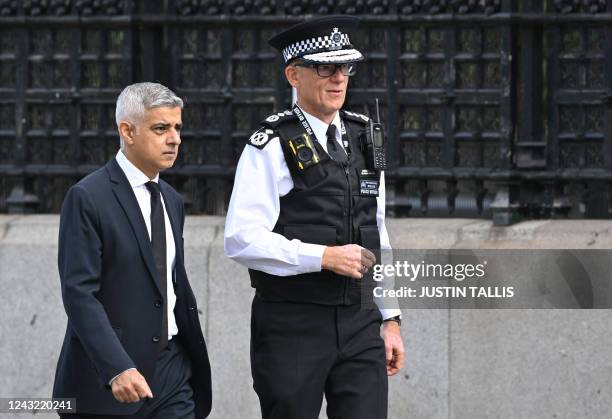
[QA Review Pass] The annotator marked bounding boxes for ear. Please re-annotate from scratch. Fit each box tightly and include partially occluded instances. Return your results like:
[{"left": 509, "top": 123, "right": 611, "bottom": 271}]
[
  {"left": 285, "top": 65, "right": 299, "bottom": 88},
  {"left": 118, "top": 121, "right": 135, "bottom": 145}
]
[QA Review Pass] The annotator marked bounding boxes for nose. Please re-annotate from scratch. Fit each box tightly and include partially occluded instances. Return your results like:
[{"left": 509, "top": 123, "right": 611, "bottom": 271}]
[
  {"left": 167, "top": 129, "right": 181, "bottom": 145},
  {"left": 330, "top": 67, "right": 347, "bottom": 83}
]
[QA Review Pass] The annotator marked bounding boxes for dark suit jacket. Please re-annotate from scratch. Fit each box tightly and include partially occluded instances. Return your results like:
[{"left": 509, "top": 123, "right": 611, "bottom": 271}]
[{"left": 53, "top": 158, "right": 212, "bottom": 418}]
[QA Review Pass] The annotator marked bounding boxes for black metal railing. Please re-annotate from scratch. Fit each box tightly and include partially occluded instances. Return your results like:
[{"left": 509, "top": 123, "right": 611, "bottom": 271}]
[{"left": 0, "top": 0, "right": 610, "bottom": 224}]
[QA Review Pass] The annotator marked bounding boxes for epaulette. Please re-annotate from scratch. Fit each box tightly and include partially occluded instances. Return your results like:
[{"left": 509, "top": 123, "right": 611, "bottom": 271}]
[
  {"left": 341, "top": 110, "right": 370, "bottom": 124},
  {"left": 247, "top": 110, "right": 296, "bottom": 149},
  {"left": 247, "top": 127, "right": 279, "bottom": 150},
  {"left": 260, "top": 109, "right": 297, "bottom": 129}
]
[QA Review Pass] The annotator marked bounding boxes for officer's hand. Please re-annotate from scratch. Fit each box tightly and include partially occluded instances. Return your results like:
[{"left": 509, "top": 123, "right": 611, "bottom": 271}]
[
  {"left": 321, "top": 244, "right": 376, "bottom": 279},
  {"left": 382, "top": 321, "right": 405, "bottom": 376},
  {"left": 111, "top": 369, "right": 153, "bottom": 403}
]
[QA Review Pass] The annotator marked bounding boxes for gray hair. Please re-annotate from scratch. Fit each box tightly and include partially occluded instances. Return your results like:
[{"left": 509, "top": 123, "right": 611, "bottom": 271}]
[{"left": 116, "top": 82, "right": 183, "bottom": 148}]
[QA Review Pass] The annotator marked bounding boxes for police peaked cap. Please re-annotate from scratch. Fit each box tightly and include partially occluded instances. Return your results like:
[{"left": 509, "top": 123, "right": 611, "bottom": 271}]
[{"left": 268, "top": 15, "right": 364, "bottom": 65}]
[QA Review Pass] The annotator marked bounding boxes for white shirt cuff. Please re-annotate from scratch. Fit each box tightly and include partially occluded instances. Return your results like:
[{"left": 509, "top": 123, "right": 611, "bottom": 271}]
[
  {"left": 379, "top": 308, "right": 402, "bottom": 321},
  {"left": 109, "top": 367, "right": 136, "bottom": 386},
  {"left": 297, "top": 242, "right": 327, "bottom": 274}
]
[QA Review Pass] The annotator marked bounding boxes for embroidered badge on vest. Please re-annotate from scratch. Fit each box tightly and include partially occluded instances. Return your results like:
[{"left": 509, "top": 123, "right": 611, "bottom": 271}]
[{"left": 359, "top": 169, "right": 380, "bottom": 197}]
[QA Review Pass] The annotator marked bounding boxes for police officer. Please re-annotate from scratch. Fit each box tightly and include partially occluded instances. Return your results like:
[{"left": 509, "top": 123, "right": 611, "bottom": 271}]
[{"left": 224, "top": 15, "right": 404, "bottom": 419}]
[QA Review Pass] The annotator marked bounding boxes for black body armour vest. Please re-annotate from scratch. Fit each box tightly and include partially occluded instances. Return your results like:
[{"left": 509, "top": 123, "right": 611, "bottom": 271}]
[{"left": 248, "top": 109, "right": 381, "bottom": 306}]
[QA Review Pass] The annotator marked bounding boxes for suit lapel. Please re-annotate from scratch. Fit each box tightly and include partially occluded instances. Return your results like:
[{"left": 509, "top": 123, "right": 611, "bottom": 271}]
[
  {"left": 106, "top": 159, "right": 163, "bottom": 296},
  {"left": 159, "top": 181, "right": 183, "bottom": 265}
]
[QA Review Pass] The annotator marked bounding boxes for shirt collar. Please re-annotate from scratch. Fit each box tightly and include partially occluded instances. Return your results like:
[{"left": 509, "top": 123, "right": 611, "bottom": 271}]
[
  {"left": 116, "top": 150, "right": 159, "bottom": 188},
  {"left": 299, "top": 106, "right": 341, "bottom": 144}
]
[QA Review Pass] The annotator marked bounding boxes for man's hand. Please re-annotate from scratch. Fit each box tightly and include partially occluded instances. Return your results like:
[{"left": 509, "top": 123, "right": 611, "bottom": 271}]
[
  {"left": 322, "top": 244, "right": 376, "bottom": 279},
  {"left": 382, "top": 321, "right": 405, "bottom": 376},
  {"left": 111, "top": 369, "right": 153, "bottom": 403}
]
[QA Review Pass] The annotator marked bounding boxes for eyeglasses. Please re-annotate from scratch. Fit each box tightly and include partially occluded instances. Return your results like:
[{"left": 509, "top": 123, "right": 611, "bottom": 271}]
[{"left": 293, "top": 62, "right": 357, "bottom": 77}]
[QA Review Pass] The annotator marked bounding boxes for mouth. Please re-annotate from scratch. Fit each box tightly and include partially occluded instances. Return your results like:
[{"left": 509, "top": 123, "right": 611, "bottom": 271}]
[{"left": 162, "top": 151, "right": 176, "bottom": 157}]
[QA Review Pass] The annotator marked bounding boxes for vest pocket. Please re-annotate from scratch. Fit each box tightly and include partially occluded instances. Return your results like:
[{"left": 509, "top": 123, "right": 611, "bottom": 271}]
[
  {"left": 298, "top": 162, "right": 329, "bottom": 188},
  {"left": 359, "top": 225, "right": 380, "bottom": 250},
  {"left": 284, "top": 224, "right": 337, "bottom": 246}
]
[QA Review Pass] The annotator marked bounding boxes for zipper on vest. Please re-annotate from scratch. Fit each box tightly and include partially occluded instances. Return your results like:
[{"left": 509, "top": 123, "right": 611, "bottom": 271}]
[
  {"left": 344, "top": 165, "right": 353, "bottom": 244},
  {"left": 343, "top": 163, "right": 352, "bottom": 305},
  {"left": 340, "top": 122, "right": 354, "bottom": 306}
]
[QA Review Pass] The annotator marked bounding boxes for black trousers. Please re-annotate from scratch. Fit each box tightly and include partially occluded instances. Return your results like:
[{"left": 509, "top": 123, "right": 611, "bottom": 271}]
[
  {"left": 250, "top": 295, "right": 388, "bottom": 419},
  {"left": 61, "top": 338, "right": 195, "bottom": 419}
]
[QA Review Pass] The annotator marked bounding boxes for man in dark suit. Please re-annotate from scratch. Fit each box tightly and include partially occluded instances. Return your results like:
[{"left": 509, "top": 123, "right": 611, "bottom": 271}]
[{"left": 53, "top": 82, "right": 211, "bottom": 419}]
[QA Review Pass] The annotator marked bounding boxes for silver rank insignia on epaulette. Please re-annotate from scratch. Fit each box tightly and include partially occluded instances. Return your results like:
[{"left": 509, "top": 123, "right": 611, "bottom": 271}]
[
  {"left": 342, "top": 110, "right": 370, "bottom": 123},
  {"left": 247, "top": 128, "right": 278, "bottom": 149},
  {"left": 262, "top": 110, "right": 295, "bottom": 128},
  {"left": 265, "top": 110, "right": 293, "bottom": 123}
]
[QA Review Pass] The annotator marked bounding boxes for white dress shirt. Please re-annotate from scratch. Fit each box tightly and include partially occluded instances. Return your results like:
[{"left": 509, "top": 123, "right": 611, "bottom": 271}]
[
  {"left": 116, "top": 150, "right": 179, "bottom": 340},
  {"left": 224, "top": 108, "right": 401, "bottom": 320}
]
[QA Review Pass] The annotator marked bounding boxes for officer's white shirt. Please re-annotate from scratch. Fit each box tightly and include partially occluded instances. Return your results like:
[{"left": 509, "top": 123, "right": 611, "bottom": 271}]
[{"left": 224, "top": 107, "right": 402, "bottom": 320}]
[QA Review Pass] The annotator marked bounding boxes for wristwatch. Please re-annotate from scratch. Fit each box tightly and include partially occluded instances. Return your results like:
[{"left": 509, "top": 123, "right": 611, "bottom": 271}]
[{"left": 383, "top": 315, "right": 401, "bottom": 326}]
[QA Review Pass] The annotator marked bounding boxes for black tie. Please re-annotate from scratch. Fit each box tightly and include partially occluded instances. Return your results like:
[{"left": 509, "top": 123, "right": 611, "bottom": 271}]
[
  {"left": 326, "top": 124, "right": 347, "bottom": 164},
  {"left": 145, "top": 181, "right": 168, "bottom": 350}
]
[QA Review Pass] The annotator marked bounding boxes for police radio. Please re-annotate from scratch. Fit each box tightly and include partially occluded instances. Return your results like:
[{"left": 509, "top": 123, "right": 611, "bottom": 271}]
[
  {"left": 288, "top": 133, "right": 320, "bottom": 170},
  {"left": 365, "top": 99, "right": 386, "bottom": 170}
]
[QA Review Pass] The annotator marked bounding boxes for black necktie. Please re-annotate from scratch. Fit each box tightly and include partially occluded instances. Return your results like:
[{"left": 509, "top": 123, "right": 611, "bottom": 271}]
[
  {"left": 326, "top": 124, "right": 347, "bottom": 165},
  {"left": 145, "top": 181, "right": 168, "bottom": 350}
]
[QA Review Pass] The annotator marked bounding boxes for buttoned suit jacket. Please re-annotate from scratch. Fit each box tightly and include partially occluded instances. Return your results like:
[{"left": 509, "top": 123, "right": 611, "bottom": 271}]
[{"left": 52, "top": 158, "right": 212, "bottom": 418}]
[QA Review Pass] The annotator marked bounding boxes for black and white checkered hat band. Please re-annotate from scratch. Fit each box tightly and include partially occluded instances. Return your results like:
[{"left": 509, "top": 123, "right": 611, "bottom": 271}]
[{"left": 282, "top": 33, "right": 351, "bottom": 62}]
